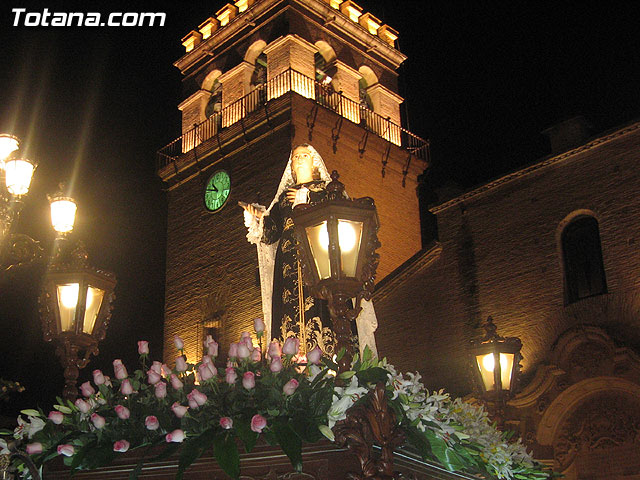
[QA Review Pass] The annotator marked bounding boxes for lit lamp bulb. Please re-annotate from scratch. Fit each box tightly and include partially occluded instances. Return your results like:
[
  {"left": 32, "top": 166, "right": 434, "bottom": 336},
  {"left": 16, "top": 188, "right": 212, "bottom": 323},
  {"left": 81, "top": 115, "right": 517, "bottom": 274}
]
[
  {"left": 478, "top": 352, "right": 515, "bottom": 391},
  {"left": 59, "top": 283, "right": 80, "bottom": 309},
  {"left": 0, "top": 134, "right": 19, "bottom": 165},
  {"left": 50, "top": 195, "right": 77, "bottom": 234},
  {"left": 4, "top": 158, "right": 35, "bottom": 196},
  {"left": 318, "top": 220, "right": 357, "bottom": 252}
]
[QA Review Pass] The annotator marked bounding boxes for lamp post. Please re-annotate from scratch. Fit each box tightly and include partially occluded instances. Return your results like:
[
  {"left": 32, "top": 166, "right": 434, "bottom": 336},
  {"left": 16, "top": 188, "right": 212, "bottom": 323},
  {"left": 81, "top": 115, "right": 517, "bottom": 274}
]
[
  {"left": 468, "top": 316, "right": 522, "bottom": 425},
  {"left": 0, "top": 134, "right": 42, "bottom": 270},
  {"left": 39, "top": 241, "right": 116, "bottom": 400},
  {"left": 292, "top": 170, "right": 380, "bottom": 372}
]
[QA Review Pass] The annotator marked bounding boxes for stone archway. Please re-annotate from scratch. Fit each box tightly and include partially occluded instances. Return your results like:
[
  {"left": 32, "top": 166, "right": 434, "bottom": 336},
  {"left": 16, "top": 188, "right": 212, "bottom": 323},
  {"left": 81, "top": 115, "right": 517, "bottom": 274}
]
[
  {"left": 539, "top": 379, "right": 640, "bottom": 478},
  {"left": 508, "top": 326, "right": 640, "bottom": 479}
]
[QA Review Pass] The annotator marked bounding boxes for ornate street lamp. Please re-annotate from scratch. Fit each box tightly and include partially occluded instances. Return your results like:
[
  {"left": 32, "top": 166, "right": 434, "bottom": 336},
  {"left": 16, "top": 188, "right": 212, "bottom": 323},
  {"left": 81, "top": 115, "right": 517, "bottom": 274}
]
[
  {"left": 39, "top": 242, "right": 116, "bottom": 400},
  {"left": 468, "top": 316, "right": 522, "bottom": 424},
  {"left": 292, "top": 170, "right": 380, "bottom": 372},
  {"left": 1, "top": 134, "right": 40, "bottom": 269}
]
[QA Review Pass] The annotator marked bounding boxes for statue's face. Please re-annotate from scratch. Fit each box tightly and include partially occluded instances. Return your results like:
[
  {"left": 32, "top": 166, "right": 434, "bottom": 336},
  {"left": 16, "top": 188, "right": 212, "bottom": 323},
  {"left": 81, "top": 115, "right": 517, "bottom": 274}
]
[{"left": 291, "top": 146, "right": 314, "bottom": 181}]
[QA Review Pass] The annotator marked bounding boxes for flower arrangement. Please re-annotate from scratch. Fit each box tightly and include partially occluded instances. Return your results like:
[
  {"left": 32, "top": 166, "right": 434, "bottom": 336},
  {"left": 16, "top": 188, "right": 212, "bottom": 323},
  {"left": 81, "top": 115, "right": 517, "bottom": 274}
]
[{"left": 1, "top": 321, "right": 553, "bottom": 480}]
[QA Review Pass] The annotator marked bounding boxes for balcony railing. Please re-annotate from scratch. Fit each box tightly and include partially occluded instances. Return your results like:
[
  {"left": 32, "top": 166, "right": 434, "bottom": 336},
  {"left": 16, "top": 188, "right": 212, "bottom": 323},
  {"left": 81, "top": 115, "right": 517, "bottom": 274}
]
[{"left": 157, "top": 69, "right": 429, "bottom": 170}]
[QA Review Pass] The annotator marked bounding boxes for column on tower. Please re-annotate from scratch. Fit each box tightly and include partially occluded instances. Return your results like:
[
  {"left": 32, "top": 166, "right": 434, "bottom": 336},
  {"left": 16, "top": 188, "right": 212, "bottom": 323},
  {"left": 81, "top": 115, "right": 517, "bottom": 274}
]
[
  {"left": 367, "top": 84, "right": 404, "bottom": 145},
  {"left": 264, "top": 35, "right": 316, "bottom": 100},
  {"left": 218, "top": 62, "right": 254, "bottom": 127}
]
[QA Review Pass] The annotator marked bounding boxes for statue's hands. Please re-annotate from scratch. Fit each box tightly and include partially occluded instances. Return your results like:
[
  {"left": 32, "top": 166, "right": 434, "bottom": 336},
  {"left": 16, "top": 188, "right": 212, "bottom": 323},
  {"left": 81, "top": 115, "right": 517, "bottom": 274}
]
[
  {"left": 239, "top": 202, "right": 263, "bottom": 219},
  {"left": 285, "top": 188, "right": 298, "bottom": 203}
]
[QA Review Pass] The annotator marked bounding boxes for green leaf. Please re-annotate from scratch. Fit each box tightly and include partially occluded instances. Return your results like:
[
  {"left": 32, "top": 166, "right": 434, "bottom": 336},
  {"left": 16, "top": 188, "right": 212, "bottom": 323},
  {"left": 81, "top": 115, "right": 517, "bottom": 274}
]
[
  {"left": 235, "top": 419, "right": 259, "bottom": 453},
  {"left": 20, "top": 409, "right": 40, "bottom": 417},
  {"left": 273, "top": 420, "right": 302, "bottom": 472},
  {"left": 406, "top": 427, "right": 431, "bottom": 460},
  {"left": 318, "top": 425, "right": 334, "bottom": 442},
  {"left": 355, "top": 367, "right": 389, "bottom": 384},
  {"left": 80, "top": 444, "right": 117, "bottom": 470},
  {"left": 150, "top": 442, "right": 181, "bottom": 462},
  {"left": 54, "top": 404, "right": 73, "bottom": 414},
  {"left": 337, "top": 371, "right": 355, "bottom": 380},
  {"left": 0, "top": 429, "right": 14, "bottom": 436},
  {"left": 176, "top": 436, "right": 205, "bottom": 480},
  {"left": 290, "top": 418, "right": 321, "bottom": 444},
  {"left": 214, "top": 434, "right": 240, "bottom": 480}
]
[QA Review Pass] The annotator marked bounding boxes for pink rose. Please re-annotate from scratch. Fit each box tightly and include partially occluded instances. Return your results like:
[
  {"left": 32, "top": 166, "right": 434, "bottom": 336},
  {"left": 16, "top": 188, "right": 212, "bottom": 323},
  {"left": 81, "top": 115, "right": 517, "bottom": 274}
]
[
  {"left": 175, "top": 356, "right": 188, "bottom": 372},
  {"left": 187, "top": 389, "right": 207, "bottom": 407},
  {"left": 137, "top": 340, "right": 149, "bottom": 355},
  {"left": 282, "top": 337, "right": 300, "bottom": 356},
  {"left": 145, "top": 415, "right": 160, "bottom": 430},
  {"left": 250, "top": 414, "right": 267, "bottom": 433},
  {"left": 166, "top": 429, "right": 185, "bottom": 443},
  {"left": 80, "top": 381, "right": 95, "bottom": 398},
  {"left": 26, "top": 442, "right": 43, "bottom": 455},
  {"left": 242, "top": 371, "right": 256, "bottom": 390},
  {"left": 120, "top": 378, "right": 134, "bottom": 395},
  {"left": 250, "top": 349, "right": 261, "bottom": 362},
  {"left": 150, "top": 361, "right": 163, "bottom": 375},
  {"left": 115, "top": 405, "right": 130, "bottom": 420},
  {"left": 113, "top": 440, "right": 130, "bottom": 452},
  {"left": 270, "top": 356, "right": 283, "bottom": 373},
  {"left": 91, "top": 413, "right": 106, "bottom": 429},
  {"left": 225, "top": 367, "right": 238, "bottom": 384},
  {"left": 162, "top": 364, "right": 172, "bottom": 377},
  {"left": 57, "top": 444, "right": 74, "bottom": 457},
  {"left": 113, "top": 359, "right": 128, "bottom": 380},
  {"left": 219, "top": 417, "right": 233, "bottom": 429},
  {"left": 254, "top": 318, "right": 265, "bottom": 334},
  {"left": 170, "top": 373, "right": 184, "bottom": 390},
  {"left": 237, "top": 343, "right": 250, "bottom": 359},
  {"left": 174, "top": 335, "right": 184, "bottom": 350},
  {"left": 171, "top": 402, "right": 189, "bottom": 418},
  {"left": 198, "top": 362, "right": 216, "bottom": 382},
  {"left": 147, "top": 369, "right": 162, "bottom": 385},
  {"left": 48, "top": 411, "right": 64, "bottom": 425},
  {"left": 204, "top": 335, "right": 218, "bottom": 357},
  {"left": 283, "top": 378, "right": 299, "bottom": 396},
  {"left": 75, "top": 398, "right": 90, "bottom": 414},
  {"left": 92, "top": 369, "right": 105, "bottom": 385},
  {"left": 307, "top": 346, "right": 322, "bottom": 365},
  {"left": 228, "top": 342, "right": 238, "bottom": 359},
  {"left": 268, "top": 340, "right": 282, "bottom": 359},
  {"left": 242, "top": 336, "right": 254, "bottom": 351},
  {"left": 241, "top": 331, "right": 251, "bottom": 339},
  {"left": 155, "top": 382, "right": 167, "bottom": 399}
]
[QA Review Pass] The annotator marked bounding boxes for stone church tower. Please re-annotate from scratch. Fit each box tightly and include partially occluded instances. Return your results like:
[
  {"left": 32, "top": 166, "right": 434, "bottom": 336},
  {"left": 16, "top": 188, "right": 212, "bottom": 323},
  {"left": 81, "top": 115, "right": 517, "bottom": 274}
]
[{"left": 156, "top": 0, "right": 428, "bottom": 364}]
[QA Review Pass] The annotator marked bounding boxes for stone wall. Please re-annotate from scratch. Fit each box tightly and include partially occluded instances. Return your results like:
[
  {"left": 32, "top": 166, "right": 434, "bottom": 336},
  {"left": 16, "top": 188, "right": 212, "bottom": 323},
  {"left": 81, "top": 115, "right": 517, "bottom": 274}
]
[{"left": 375, "top": 122, "right": 640, "bottom": 396}]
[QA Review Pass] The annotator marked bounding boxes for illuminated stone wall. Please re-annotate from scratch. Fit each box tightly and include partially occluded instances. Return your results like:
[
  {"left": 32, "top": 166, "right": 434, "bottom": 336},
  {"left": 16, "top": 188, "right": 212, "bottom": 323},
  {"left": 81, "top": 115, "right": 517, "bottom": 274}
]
[{"left": 375, "top": 122, "right": 640, "bottom": 396}]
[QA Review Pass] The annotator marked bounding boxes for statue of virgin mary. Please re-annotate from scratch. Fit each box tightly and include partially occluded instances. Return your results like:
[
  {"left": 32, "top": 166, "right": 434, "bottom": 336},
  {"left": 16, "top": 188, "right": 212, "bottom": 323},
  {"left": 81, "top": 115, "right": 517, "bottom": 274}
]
[{"left": 242, "top": 144, "right": 378, "bottom": 357}]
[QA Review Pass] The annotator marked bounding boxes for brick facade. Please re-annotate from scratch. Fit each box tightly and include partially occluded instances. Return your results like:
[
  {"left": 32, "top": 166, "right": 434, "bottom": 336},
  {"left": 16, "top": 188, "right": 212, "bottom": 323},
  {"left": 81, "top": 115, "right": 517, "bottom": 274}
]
[
  {"left": 375, "top": 122, "right": 640, "bottom": 396},
  {"left": 161, "top": 0, "right": 425, "bottom": 364}
]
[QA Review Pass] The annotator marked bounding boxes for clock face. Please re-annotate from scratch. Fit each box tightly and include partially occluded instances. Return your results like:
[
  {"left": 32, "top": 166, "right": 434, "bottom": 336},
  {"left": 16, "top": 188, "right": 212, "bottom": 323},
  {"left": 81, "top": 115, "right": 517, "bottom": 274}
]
[{"left": 204, "top": 170, "right": 231, "bottom": 212}]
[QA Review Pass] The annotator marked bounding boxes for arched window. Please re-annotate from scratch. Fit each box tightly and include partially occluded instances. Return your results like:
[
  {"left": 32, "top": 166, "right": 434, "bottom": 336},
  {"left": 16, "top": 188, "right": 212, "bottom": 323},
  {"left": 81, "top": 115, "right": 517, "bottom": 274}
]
[
  {"left": 561, "top": 216, "right": 607, "bottom": 304},
  {"left": 204, "top": 79, "right": 222, "bottom": 119}
]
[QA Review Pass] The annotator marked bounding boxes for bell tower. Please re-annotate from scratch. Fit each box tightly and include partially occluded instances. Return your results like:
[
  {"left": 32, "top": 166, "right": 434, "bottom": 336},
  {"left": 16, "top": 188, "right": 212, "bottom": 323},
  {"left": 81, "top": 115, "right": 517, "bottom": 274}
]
[{"left": 157, "top": 0, "right": 429, "bottom": 363}]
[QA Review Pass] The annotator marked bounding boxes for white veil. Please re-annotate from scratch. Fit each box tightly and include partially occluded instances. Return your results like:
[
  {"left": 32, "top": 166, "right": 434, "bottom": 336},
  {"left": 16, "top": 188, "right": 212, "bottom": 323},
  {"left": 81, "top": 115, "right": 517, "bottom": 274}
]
[{"left": 244, "top": 144, "right": 378, "bottom": 356}]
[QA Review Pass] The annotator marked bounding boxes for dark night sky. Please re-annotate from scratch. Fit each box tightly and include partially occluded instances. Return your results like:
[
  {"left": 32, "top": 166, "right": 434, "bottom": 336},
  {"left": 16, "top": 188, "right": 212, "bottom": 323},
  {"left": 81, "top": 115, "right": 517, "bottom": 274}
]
[{"left": 0, "top": 1, "right": 639, "bottom": 414}]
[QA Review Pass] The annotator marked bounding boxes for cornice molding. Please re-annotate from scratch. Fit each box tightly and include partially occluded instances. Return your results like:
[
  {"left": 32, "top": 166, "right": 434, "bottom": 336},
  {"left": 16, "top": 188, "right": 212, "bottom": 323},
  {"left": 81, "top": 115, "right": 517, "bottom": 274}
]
[{"left": 431, "top": 121, "right": 640, "bottom": 215}]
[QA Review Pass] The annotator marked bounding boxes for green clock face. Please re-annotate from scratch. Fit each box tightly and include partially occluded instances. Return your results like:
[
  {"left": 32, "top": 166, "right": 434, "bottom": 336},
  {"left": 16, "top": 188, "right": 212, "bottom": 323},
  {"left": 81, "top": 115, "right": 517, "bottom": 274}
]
[{"left": 204, "top": 170, "right": 231, "bottom": 212}]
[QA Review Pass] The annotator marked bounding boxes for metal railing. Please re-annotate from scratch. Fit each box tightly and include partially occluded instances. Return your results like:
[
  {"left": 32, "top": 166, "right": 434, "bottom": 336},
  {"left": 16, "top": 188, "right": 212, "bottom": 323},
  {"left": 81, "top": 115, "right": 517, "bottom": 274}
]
[{"left": 157, "top": 69, "right": 429, "bottom": 170}]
